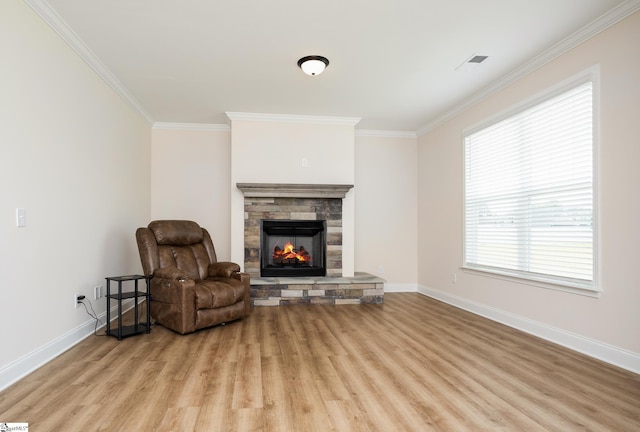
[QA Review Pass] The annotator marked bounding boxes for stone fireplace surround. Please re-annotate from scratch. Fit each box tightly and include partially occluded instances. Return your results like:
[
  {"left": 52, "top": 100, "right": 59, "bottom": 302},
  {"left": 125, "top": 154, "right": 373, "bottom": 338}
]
[{"left": 237, "top": 183, "right": 384, "bottom": 306}]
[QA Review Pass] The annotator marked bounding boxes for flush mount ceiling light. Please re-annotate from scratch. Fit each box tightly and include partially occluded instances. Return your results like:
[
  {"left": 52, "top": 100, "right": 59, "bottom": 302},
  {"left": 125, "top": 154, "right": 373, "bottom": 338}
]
[{"left": 297, "top": 55, "right": 329, "bottom": 76}]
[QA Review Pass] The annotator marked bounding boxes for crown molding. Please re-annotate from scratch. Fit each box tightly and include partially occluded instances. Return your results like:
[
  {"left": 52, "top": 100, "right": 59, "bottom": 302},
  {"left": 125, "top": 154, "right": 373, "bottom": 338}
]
[
  {"left": 153, "top": 122, "right": 415, "bottom": 137},
  {"left": 416, "top": 0, "right": 640, "bottom": 136},
  {"left": 24, "top": 0, "right": 154, "bottom": 125},
  {"left": 153, "top": 122, "right": 230, "bottom": 132},
  {"left": 355, "top": 129, "right": 417, "bottom": 139},
  {"left": 226, "top": 112, "right": 361, "bottom": 126}
]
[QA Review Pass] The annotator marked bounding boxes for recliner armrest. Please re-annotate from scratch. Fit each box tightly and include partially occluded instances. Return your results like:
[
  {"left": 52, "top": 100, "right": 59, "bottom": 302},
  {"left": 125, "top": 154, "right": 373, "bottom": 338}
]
[
  {"left": 231, "top": 271, "right": 250, "bottom": 285},
  {"left": 148, "top": 276, "right": 196, "bottom": 334},
  {"left": 208, "top": 262, "right": 241, "bottom": 278},
  {"left": 153, "top": 267, "right": 191, "bottom": 281},
  {"left": 150, "top": 277, "right": 195, "bottom": 302}
]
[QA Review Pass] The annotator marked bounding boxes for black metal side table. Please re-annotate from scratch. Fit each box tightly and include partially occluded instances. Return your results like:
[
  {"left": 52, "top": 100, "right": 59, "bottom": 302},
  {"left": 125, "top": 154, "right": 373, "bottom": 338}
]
[{"left": 105, "top": 274, "right": 151, "bottom": 340}]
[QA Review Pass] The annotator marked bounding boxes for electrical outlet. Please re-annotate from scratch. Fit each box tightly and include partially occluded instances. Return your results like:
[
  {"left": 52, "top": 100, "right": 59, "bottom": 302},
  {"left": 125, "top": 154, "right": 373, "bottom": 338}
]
[
  {"left": 94, "top": 285, "right": 102, "bottom": 300},
  {"left": 378, "top": 265, "right": 384, "bottom": 274},
  {"left": 74, "top": 293, "right": 82, "bottom": 308},
  {"left": 451, "top": 273, "right": 457, "bottom": 284}
]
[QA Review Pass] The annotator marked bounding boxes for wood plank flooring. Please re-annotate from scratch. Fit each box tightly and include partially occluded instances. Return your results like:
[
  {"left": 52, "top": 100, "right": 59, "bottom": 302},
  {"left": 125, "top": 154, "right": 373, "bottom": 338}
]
[{"left": 1, "top": 293, "right": 639, "bottom": 431}]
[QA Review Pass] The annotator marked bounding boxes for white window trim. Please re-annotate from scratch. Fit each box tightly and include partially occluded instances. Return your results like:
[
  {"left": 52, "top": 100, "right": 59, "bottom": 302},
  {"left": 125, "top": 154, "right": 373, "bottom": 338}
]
[{"left": 461, "top": 65, "right": 601, "bottom": 296}]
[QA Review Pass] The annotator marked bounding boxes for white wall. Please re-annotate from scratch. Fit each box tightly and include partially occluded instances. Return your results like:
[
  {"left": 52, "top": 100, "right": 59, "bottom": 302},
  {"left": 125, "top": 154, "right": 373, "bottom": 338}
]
[
  {"left": 355, "top": 134, "right": 418, "bottom": 289},
  {"left": 0, "top": 1, "right": 151, "bottom": 390},
  {"left": 150, "top": 127, "right": 233, "bottom": 259},
  {"left": 417, "top": 12, "right": 640, "bottom": 361}
]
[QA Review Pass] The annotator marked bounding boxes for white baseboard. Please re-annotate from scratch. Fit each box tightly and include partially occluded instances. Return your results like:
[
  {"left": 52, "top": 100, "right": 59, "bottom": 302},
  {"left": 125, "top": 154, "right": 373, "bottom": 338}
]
[
  {"left": 0, "top": 299, "right": 135, "bottom": 392},
  {"left": 417, "top": 285, "right": 640, "bottom": 375},
  {"left": 384, "top": 283, "right": 419, "bottom": 293}
]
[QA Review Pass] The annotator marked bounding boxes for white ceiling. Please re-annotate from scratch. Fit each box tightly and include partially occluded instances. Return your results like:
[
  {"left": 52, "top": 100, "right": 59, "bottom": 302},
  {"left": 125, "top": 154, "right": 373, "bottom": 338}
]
[{"left": 29, "top": 0, "right": 636, "bottom": 132}]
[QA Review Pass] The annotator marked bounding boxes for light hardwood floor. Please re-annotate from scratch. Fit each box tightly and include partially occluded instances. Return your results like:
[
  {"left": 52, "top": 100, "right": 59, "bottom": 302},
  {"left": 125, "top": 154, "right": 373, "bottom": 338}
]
[{"left": 1, "top": 293, "right": 639, "bottom": 431}]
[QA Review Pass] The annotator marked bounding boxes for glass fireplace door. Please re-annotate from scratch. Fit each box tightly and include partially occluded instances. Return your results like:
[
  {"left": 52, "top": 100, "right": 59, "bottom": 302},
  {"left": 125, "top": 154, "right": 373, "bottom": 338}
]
[{"left": 260, "top": 220, "right": 326, "bottom": 277}]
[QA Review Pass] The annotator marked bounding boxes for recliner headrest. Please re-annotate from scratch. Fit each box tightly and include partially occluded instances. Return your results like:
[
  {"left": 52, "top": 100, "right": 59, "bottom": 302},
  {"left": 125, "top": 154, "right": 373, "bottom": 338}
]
[{"left": 148, "top": 220, "right": 204, "bottom": 245}]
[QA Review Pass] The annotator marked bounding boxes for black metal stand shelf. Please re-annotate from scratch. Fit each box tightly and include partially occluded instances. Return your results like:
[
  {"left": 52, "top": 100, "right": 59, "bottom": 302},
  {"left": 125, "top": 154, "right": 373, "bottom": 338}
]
[{"left": 105, "top": 274, "right": 150, "bottom": 340}]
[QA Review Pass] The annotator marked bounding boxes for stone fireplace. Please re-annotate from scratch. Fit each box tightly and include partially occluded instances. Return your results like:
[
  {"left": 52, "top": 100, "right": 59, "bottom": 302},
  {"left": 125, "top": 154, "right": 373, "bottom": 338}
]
[
  {"left": 237, "top": 183, "right": 353, "bottom": 278},
  {"left": 237, "top": 183, "right": 384, "bottom": 306}
]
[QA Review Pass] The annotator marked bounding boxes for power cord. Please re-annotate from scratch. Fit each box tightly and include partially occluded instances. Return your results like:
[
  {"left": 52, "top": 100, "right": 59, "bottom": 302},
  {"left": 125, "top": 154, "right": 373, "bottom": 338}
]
[{"left": 79, "top": 298, "right": 106, "bottom": 336}]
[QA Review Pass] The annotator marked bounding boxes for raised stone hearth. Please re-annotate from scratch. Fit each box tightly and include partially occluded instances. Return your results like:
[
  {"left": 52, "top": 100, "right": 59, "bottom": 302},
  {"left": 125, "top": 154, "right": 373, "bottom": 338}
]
[{"left": 250, "top": 272, "right": 384, "bottom": 306}]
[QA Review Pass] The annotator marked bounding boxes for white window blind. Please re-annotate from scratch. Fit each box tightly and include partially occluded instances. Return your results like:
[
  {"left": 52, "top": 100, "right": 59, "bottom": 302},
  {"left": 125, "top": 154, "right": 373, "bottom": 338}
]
[{"left": 464, "top": 80, "right": 595, "bottom": 291}]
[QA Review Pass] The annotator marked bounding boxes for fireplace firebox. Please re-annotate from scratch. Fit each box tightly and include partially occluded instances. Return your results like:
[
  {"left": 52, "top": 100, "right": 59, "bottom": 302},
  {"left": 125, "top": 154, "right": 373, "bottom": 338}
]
[{"left": 260, "top": 220, "right": 326, "bottom": 277}]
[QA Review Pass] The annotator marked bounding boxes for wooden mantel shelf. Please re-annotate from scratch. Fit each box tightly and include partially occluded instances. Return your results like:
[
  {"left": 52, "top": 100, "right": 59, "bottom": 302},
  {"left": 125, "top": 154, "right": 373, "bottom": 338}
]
[{"left": 236, "top": 183, "right": 354, "bottom": 199}]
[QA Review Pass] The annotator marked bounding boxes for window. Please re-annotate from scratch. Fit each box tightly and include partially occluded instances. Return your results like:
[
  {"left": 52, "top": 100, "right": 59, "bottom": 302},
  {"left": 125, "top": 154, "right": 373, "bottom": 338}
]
[{"left": 464, "top": 71, "right": 597, "bottom": 293}]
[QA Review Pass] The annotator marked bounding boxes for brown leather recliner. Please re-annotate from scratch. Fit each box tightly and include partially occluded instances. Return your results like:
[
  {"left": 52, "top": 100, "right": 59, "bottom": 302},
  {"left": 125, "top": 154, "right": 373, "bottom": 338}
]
[{"left": 136, "top": 220, "right": 250, "bottom": 334}]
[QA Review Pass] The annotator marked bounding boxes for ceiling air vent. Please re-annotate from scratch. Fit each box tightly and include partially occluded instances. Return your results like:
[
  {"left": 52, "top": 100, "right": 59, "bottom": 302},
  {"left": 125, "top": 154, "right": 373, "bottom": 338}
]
[
  {"left": 468, "top": 55, "right": 488, "bottom": 63},
  {"left": 456, "top": 54, "right": 489, "bottom": 72}
]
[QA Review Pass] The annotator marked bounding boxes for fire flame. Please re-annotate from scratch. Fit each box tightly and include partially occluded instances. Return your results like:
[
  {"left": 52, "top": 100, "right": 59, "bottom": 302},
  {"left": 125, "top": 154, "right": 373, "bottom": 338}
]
[{"left": 273, "top": 241, "right": 311, "bottom": 263}]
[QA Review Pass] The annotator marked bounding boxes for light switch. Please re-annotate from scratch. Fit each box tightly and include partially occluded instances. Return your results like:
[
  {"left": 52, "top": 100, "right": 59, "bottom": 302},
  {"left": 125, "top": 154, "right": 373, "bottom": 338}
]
[{"left": 16, "top": 208, "right": 25, "bottom": 227}]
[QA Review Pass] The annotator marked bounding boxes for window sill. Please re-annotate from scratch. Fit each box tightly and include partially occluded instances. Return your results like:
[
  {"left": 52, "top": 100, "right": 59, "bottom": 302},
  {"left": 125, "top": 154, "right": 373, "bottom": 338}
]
[{"left": 461, "top": 266, "right": 602, "bottom": 298}]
